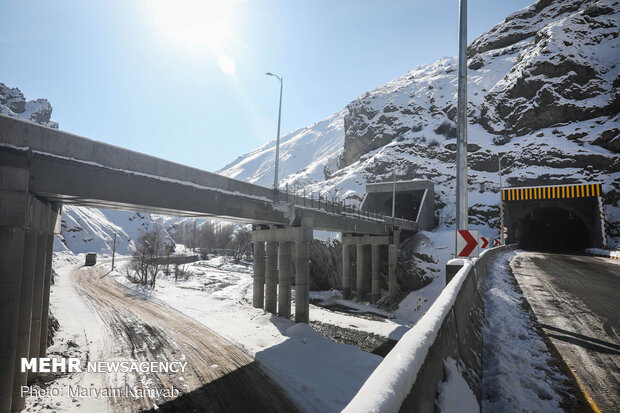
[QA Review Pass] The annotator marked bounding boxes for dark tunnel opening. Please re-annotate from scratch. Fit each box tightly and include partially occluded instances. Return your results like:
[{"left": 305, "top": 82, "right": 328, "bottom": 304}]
[
  {"left": 381, "top": 194, "right": 419, "bottom": 220},
  {"left": 515, "top": 207, "right": 590, "bottom": 252}
]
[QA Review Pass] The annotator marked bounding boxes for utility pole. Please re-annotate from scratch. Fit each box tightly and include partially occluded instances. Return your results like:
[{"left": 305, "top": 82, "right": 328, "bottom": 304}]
[
  {"left": 455, "top": 0, "right": 468, "bottom": 253},
  {"left": 111, "top": 232, "right": 117, "bottom": 271}
]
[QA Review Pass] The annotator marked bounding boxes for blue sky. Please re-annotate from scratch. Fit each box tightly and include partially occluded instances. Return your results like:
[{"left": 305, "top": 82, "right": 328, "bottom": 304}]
[{"left": 0, "top": 0, "right": 531, "bottom": 172}]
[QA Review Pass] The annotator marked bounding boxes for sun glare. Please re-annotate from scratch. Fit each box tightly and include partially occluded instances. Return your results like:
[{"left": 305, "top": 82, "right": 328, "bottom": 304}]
[
  {"left": 149, "top": 0, "right": 235, "bottom": 52},
  {"left": 219, "top": 55, "right": 237, "bottom": 75}
]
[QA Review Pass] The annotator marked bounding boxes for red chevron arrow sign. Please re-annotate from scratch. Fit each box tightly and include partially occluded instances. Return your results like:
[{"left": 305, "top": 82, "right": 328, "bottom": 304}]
[
  {"left": 480, "top": 236, "right": 489, "bottom": 248},
  {"left": 493, "top": 238, "right": 500, "bottom": 247},
  {"left": 456, "top": 230, "right": 479, "bottom": 257}
]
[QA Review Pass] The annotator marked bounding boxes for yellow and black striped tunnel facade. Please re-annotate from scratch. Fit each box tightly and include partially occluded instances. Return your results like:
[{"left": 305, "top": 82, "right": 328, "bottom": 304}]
[{"left": 503, "top": 183, "right": 602, "bottom": 201}]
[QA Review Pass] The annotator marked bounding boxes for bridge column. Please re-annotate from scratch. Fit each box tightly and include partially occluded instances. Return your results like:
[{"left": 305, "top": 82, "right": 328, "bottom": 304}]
[
  {"left": 295, "top": 238, "right": 310, "bottom": 323},
  {"left": 371, "top": 244, "right": 380, "bottom": 304},
  {"left": 39, "top": 206, "right": 59, "bottom": 358},
  {"left": 264, "top": 241, "right": 278, "bottom": 314},
  {"left": 10, "top": 231, "right": 37, "bottom": 412},
  {"left": 342, "top": 236, "right": 351, "bottom": 299},
  {"left": 28, "top": 231, "right": 49, "bottom": 384},
  {"left": 356, "top": 244, "right": 365, "bottom": 297},
  {"left": 252, "top": 240, "right": 265, "bottom": 308},
  {"left": 388, "top": 230, "right": 400, "bottom": 302},
  {"left": 0, "top": 163, "right": 32, "bottom": 413},
  {"left": 278, "top": 241, "right": 292, "bottom": 318}
]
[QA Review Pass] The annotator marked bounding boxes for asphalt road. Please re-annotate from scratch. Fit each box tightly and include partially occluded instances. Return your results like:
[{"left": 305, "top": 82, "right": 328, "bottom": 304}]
[
  {"left": 72, "top": 266, "right": 300, "bottom": 413},
  {"left": 510, "top": 252, "right": 620, "bottom": 413}
]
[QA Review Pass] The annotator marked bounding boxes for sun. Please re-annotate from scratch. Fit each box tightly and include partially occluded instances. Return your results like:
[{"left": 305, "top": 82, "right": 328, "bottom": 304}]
[{"left": 149, "top": 0, "right": 235, "bottom": 53}]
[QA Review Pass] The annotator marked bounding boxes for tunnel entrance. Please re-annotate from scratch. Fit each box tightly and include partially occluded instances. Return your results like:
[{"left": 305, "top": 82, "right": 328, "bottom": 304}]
[
  {"left": 515, "top": 207, "right": 590, "bottom": 252},
  {"left": 503, "top": 183, "right": 607, "bottom": 250},
  {"left": 381, "top": 193, "right": 419, "bottom": 220}
]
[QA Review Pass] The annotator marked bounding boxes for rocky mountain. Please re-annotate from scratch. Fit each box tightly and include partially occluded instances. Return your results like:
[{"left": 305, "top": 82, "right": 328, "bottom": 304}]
[
  {"left": 0, "top": 83, "right": 59, "bottom": 129},
  {"left": 220, "top": 0, "right": 620, "bottom": 246}
]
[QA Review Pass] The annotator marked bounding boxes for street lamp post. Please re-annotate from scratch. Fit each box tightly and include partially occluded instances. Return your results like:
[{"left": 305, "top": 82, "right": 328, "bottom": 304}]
[{"left": 266, "top": 72, "right": 283, "bottom": 196}]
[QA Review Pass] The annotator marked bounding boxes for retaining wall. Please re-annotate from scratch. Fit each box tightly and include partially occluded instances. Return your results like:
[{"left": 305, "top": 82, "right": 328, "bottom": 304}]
[{"left": 343, "top": 245, "right": 514, "bottom": 413}]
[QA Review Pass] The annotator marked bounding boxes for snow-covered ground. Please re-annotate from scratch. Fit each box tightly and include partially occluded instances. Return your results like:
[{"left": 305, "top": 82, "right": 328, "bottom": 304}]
[
  {"left": 109, "top": 255, "right": 395, "bottom": 412},
  {"left": 25, "top": 253, "right": 109, "bottom": 413},
  {"left": 481, "top": 251, "right": 570, "bottom": 412}
]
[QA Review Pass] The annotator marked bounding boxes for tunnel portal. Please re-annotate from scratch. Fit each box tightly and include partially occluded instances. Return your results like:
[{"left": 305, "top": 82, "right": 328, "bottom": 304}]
[{"left": 503, "top": 183, "right": 607, "bottom": 251}]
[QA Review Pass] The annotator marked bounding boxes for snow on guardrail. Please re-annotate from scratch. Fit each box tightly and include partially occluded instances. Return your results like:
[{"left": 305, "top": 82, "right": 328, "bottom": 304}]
[
  {"left": 342, "top": 250, "right": 492, "bottom": 413},
  {"left": 585, "top": 248, "right": 620, "bottom": 260}
]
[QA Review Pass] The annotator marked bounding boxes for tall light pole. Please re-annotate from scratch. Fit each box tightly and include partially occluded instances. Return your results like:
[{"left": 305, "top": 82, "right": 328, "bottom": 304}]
[
  {"left": 455, "top": 0, "right": 468, "bottom": 232},
  {"left": 266, "top": 72, "right": 283, "bottom": 195}
]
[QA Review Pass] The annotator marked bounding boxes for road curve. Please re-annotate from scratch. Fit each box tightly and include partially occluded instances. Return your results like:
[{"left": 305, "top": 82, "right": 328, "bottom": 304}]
[
  {"left": 71, "top": 266, "right": 300, "bottom": 413},
  {"left": 510, "top": 252, "right": 620, "bottom": 413}
]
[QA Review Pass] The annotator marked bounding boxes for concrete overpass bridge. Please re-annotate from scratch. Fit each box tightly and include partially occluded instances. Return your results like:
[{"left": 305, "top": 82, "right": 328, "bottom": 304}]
[{"left": 0, "top": 114, "right": 435, "bottom": 412}]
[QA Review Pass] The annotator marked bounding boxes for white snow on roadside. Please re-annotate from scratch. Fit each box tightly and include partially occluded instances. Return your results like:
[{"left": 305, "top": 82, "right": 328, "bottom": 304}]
[
  {"left": 25, "top": 253, "right": 109, "bottom": 413},
  {"left": 110, "top": 257, "right": 383, "bottom": 412},
  {"left": 481, "top": 251, "right": 568, "bottom": 412},
  {"left": 435, "top": 358, "right": 479, "bottom": 413}
]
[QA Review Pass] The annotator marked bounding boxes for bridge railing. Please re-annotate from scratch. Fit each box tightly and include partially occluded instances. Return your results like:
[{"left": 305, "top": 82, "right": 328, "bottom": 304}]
[{"left": 276, "top": 186, "right": 416, "bottom": 226}]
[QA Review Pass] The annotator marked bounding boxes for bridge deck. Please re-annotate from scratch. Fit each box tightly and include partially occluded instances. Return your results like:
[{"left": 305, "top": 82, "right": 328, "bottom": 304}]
[{"left": 0, "top": 115, "right": 416, "bottom": 234}]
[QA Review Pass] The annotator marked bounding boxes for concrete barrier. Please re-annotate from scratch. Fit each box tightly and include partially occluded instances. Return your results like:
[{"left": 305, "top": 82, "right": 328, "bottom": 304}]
[{"left": 343, "top": 245, "right": 514, "bottom": 413}]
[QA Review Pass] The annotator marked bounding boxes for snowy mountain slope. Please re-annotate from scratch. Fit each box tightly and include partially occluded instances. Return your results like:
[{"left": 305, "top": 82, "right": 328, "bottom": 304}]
[
  {"left": 219, "top": 109, "right": 346, "bottom": 189},
  {"left": 58, "top": 205, "right": 180, "bottom": 255},
  {"left": 219, "top": 0, "right": 620, "bottom": 247}
]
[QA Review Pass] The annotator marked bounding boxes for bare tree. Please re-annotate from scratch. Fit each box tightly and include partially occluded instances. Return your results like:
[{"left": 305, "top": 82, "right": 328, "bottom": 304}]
[
  {"left": 127, "top": 225, "right": 174, "bottom": 288},
  {"left": 229, "top": 226, "right": 252, "bottom": 263}
]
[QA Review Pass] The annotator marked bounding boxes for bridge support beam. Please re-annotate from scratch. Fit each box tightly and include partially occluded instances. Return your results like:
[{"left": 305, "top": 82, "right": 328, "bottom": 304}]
[
  {"left": 264, "top": 241, "right": 278, "bottom": 314},
  {"left": 252, "top": 224, "right": 313, "bottom": 323},
  {"left": 252, "top": 240, "right": 265, "bottom": 308},
  {"left": 342, "top": 243, "right": 351, "bottom": 299},
  {"left": 278, "top": 242, "right": 292, "bottom": 319}
]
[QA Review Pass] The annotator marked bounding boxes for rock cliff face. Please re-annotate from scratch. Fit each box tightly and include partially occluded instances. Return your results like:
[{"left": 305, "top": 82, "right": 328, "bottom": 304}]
[
  {"left": 221, "top": 0, "right": 620, "bottom": 245},
  {"left": 0, "top": 83, "right": 59, "bottom": 129}
]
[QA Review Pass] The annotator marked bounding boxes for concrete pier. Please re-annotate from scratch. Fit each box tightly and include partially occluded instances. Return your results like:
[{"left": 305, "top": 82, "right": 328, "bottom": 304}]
[
  {"left": 11, "top": 232, "right": 37, "bottom": 412},
  {"left": 356, "top": 244, "right": 365, "bottom": 296},
  {"left": 343, "top": 231, "right": 400, "bottom": 304},
  {"left": 252, "top": 224, "right": 312, "bottom": 323},
  {"left": 0, "top": 228, "right": 25, "bottom": 413},
  {"left": 39, "top": 233, "right": 54, "bottom": 358},
  {"left": 342, "top": 243, "right": 351, "bottom": 299},
  {"left": 28, "top": 232, "right": 48, "bottom": 384},
  {"left": 295, "top": 240, "right": 310, "bottom": 323},
  {"left": 265, "top": 241, "right": 278, "bottom": 314},
  {"left": 371, "top": 244, "right": 380, "bottom": 303},
  {"left": 278, "top": 242, "right": 292, "bottom": 318},
  {"left": 252, "top": 241, "right": 265, "bottom": 308},
  {"left": 388, "top": 244, "right": 398, "bottom": 301},
  {"left": 388, "top": 230, "right": 400, "bottom": 302}
]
